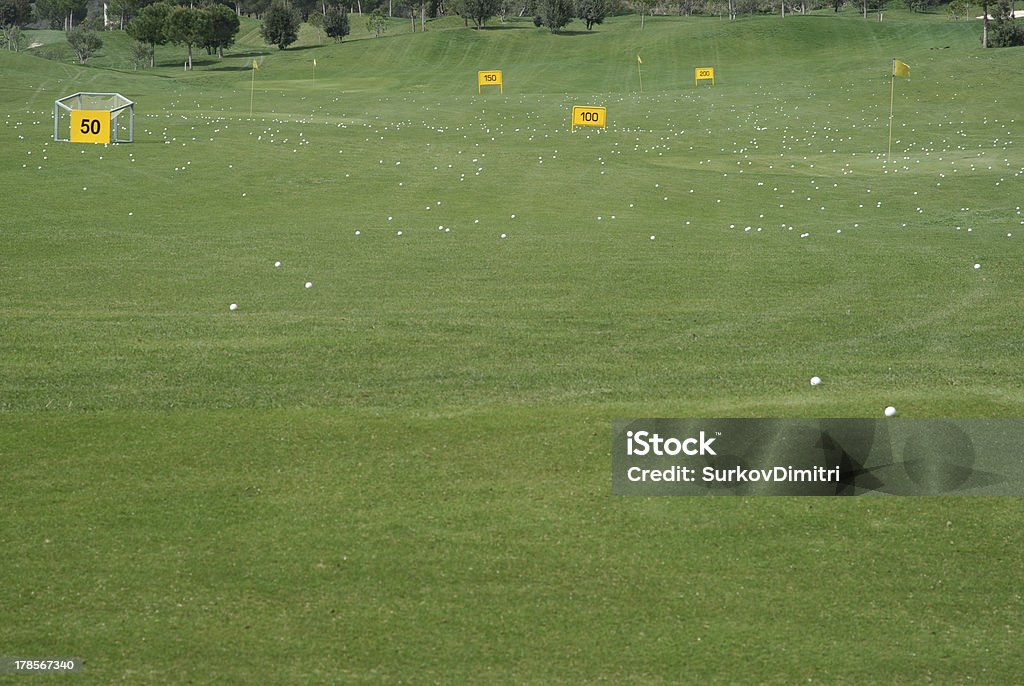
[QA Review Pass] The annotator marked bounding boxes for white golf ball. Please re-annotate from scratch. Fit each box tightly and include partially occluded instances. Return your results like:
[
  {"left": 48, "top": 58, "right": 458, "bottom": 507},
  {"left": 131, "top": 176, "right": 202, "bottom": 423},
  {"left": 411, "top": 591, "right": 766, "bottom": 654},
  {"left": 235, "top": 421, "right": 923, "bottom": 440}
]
[
  {"left": 274, "top": 261, "right": 281, "bottom": 267},
  {"left": 973, "top": 263, "right": 981, "bottom": 270},
  {"left": 500, "top": 233, "right": 507, "bottom": 239},
  {"left": 229, "top": 303, "right": 238, "bottom": 311},
  {"left": 650, "top": 235, "right": 656, "bottom": 240},
  {"left": 884, "top": 406, "right": 897, "bottom": 417},
  {"left": 304, "top": 282, "right": 312, "bottom": 289},
  {"left": 810, "top": 376, "right": 821, "bottom": 386}
]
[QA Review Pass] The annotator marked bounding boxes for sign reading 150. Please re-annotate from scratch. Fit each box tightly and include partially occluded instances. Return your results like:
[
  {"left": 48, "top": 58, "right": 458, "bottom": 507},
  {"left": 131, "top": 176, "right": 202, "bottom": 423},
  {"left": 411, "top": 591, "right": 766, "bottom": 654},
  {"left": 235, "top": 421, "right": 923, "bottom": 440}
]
[
  {"left": 477, "top": 70, "right": 503, "bottom": 94},
  {"left": 70, "top": 110, "right": 111, "bottom": 144}
]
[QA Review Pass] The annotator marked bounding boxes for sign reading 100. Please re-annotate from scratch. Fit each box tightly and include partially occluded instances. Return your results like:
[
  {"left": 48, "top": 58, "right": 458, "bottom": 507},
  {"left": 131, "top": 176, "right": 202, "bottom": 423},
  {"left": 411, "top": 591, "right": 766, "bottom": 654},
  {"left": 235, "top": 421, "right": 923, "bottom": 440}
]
[
  {"left": 70, "top": 110, "right": 111, "bottom": 144},
  {"left": 571, "top": 106, "right": 607, "bottom": 130}
]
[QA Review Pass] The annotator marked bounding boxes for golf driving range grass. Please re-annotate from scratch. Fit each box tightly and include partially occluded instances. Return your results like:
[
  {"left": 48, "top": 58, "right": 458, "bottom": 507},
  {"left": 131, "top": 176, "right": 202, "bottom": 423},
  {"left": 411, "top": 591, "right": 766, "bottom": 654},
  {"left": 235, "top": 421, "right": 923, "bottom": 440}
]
[{"left": 2, "top": 10, "right": 1022, "bottom": 683}]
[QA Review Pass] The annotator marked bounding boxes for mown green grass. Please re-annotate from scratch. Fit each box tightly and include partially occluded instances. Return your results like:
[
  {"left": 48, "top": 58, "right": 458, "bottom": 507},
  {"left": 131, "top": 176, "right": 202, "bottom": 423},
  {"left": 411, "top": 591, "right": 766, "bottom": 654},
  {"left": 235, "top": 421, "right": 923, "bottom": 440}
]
[{"left": 2, "top": 11, "right": 1023, "bottom": 683}]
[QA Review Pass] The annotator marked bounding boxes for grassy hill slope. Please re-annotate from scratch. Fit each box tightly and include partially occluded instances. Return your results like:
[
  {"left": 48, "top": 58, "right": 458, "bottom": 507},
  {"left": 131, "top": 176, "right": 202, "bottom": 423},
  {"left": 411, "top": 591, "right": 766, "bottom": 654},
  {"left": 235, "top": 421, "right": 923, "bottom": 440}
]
[{"left": 2, "top": 12, "right": 1023, "bottom": 684}]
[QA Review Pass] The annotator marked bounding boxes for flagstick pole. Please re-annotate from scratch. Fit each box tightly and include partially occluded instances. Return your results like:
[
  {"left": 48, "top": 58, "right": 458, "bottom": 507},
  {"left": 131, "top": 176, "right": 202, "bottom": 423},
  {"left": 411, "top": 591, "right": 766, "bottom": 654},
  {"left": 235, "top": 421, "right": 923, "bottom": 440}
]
[
  {"left": 250, "top": 65, "right": 256, "bottom": 116},
  {"left": 638, "top": 62, "right": 643, "bottom": 94},
  {"left": 887, "top": 60, "right": 895, "bottom": 163}
]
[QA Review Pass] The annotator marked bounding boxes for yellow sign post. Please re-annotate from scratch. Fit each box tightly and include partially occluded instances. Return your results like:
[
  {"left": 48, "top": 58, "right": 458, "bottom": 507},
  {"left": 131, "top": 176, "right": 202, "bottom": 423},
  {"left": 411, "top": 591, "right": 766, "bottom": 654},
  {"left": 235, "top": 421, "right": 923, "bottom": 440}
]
[
  {"left": 571, "top": 106, "right": 607, "bottom": 131},
  {"left": 477, "top": 70, "right": 503, "bottom": 94},
  {"left": 695, "top": 67, "right": 715, "bottom": 87},
  {"left": 70, "top": 110, "right": 111, "bottom": 144}
]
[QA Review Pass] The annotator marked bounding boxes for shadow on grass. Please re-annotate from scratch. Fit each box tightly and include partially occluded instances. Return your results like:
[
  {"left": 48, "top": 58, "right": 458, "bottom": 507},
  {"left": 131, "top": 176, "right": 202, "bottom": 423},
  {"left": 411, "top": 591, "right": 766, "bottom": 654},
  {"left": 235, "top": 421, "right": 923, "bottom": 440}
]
[{"left": 227, "top": 50, "right": 273, "bottom": 58}]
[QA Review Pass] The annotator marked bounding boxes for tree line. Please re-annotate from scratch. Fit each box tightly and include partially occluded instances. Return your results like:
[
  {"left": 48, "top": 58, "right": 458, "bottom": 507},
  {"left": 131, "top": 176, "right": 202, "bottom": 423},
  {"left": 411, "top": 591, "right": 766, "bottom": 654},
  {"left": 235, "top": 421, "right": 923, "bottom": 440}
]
[
  {"left": 125, "top": 2, "right": 239, "bottom": 67},
  {"left": 2, "top": 0, "right": 1020, "bottom": 59}
]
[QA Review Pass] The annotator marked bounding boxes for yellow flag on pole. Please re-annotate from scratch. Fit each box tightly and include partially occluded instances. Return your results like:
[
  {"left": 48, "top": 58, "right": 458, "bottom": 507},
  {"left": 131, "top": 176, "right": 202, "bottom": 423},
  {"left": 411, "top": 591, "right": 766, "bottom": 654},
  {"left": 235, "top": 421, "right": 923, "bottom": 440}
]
[
  {"left": 313, "top": 58, "right": 317, "bottom": 67},
  {"left": 637, "top": 54, "right": 643, "bottom": 64},
  {"left": 252, "top": 59, "right": 259, "bottom": 70},
  {"left": 892, "top": 59, "right": 910, "bottom": 77}
]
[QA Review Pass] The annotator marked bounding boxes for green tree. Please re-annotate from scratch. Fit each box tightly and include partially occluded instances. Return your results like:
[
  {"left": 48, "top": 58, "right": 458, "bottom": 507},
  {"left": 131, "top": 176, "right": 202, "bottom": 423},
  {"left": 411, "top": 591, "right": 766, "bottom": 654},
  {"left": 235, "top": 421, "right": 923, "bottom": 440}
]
[
  {"left": 982, "top": 0, "right": 990, "bottom": 45},
  {"left": 291, "top": 0, "right": 319, "bottom": 19},
  {"left": 107, "top": 0, "right": 143, "bottom": 30},
  {"left": 126, "top": 1, "right": 169, "bottom": 67},
  {"left": 537, "top": 0, "right": 571, "bottom": 30},
  {"left": 0, "top": 0, "right": 32, "bottom": 51},
  {"left": 66, "top": 24, "right": 101, "bottom": 62},
  {"left": 260, "top": 1, "right": 300, "bottom": 48},
  {"left": 575, "top": 0, "right": 605, "bottom": 29},
  {"left": 635, "top": 0, "right": 653, "bottom": 26},
  {"left": 675, "top": 0, "right": 700, "bottom": 15},
  {"left": 308, "top": 9, "right": 323, "bottom": 43},
  {"left": 129, "top": 39, "right": 152, "bottom": 69},
  {"left": 461, "top": 0, "right": 499, "bottom": 27},
  {"left": 39, "top": 0, "right": 88, "bottom": 29},
  {"left": 202, "top": 3, "right": 240, "bottom": 57},
  {"left": 366, "top": 6, "right": 387, "bottom": 34},
  {"left": 240, "top": 0, "right": 272, "bottom": 17},
  {"left": 947, "top": 0, "right": 968, "bottom": 20},
  {"left": 165, "top": 5, "right": 210, "bottom": 69},
  {"left": 989, "top": 0, "right": 1023, "bottom": 45},
  {"left": 0, "top": 23, "right": 23, "bottom": 50},
  {"left": 323, "top": 4, "right": 349, "bottom": 39},
  {"left": 407, "top": 0, "right": 427, "bottom": 30}
]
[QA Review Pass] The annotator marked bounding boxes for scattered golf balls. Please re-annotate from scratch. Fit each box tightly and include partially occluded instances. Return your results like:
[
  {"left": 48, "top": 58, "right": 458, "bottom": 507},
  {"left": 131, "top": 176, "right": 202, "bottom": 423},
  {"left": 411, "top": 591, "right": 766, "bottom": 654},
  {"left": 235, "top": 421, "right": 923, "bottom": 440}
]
[
  {"left": 229, "top": 303, "right": 238, "bottom": 311},
  {"left": 810, "top": 376, "right": 821, "bottom": 386},
  {"left": 884, "top": 406, "right": 897, "bottom": 417},
  {"left": 304, "top": 282, "right": 312, "bottom": 289}
]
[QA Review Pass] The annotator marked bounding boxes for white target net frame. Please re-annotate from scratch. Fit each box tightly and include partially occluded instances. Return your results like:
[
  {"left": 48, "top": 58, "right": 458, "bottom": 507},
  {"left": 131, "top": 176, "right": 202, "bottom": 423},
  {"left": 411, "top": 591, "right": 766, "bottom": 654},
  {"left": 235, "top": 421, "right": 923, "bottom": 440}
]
[{"left": 54, "top": 92, "right": 134, "bottom": 143}]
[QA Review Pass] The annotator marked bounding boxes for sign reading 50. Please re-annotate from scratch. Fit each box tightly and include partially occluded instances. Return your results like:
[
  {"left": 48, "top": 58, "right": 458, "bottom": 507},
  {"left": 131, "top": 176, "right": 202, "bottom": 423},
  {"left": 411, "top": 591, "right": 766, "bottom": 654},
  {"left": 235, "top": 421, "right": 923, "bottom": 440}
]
[{"left": 70, "top": 110, "right": 111, "bottom": 144}]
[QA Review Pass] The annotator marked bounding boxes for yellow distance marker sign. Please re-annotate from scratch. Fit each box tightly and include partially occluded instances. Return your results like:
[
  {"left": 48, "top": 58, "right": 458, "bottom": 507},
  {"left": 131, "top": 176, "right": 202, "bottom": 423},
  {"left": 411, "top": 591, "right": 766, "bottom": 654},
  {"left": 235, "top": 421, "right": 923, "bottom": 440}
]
[
  {"left": 70, "top": 110, "right": 111, "bottom": 144},
  {"left": 478, "top": 70, "right": 503, "bottom": 94},
  {"left": 571, "top": 105, "right": 606, "bottom": 131},
  {"left": 695, "top": 67, "right": 715, "bottom": 87}
]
